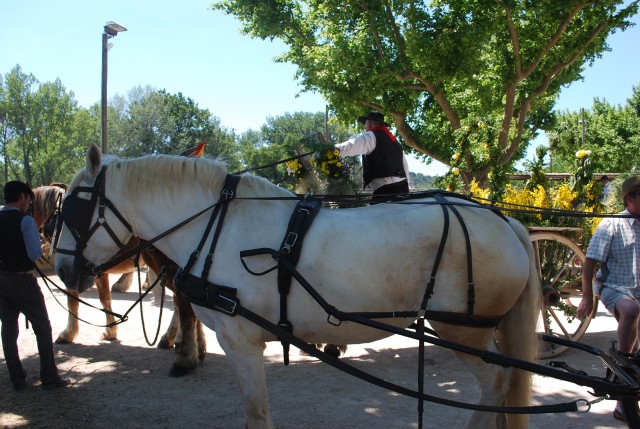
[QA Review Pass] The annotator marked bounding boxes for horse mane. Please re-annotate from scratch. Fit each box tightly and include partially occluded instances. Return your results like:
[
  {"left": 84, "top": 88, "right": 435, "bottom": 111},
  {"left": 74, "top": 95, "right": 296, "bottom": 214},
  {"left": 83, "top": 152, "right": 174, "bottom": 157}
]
[
  {"left": 100, "top": 154, "right": 294, "bottom": 199},
  {"left": 32, "top": 185, "right": 66, "bottom": 228}
]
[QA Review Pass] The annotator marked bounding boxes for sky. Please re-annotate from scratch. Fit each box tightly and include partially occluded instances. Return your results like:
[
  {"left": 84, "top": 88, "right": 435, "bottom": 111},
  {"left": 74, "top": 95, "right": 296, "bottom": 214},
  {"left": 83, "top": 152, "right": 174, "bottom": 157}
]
[{"left": 1, "top": 1, "right": 639, "bottom": 176}]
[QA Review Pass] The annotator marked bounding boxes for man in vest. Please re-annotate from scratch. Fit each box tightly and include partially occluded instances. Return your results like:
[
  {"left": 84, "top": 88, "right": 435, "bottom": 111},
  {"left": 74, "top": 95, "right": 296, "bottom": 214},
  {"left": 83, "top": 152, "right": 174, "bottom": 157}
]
[
  {"left": 0, "top": 181, "right": 69, "bottom": 390},
  {"left": 335, "top": 111, "right": 410, "bottom": 203}
]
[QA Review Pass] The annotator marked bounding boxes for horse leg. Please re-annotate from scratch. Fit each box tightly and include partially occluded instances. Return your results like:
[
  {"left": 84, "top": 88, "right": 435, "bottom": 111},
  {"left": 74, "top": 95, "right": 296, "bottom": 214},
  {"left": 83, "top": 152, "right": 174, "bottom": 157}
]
[
  {"left": 432, "top": 324, "right": 517, "bottom": 429},
  {"left": 196, "top": 319, "right": 206, "bottom": 362},
  {"left": 214, "top": 319, "right": 273, "bottom": 429},
  {"left": 158, "top": 295, "right": 179, "bottom": 349},
  {"left": 168, "top": 292, "right": 204, "bottom": 377},
  {"left": 55, "top": 291, "right": 80, "bottom": 344},
  {"left": 111, "top": 271, "right": 134, "bottom": 292},
  {"left": 95, "top": 274, "right": 118, "bottom": 340}
]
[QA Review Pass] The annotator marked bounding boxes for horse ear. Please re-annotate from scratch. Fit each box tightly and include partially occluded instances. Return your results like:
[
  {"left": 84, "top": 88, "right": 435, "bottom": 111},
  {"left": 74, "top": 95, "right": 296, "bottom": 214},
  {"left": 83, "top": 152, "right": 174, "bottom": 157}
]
[{"left": 86, "top": 144, "right": 102, "bottom": 180}]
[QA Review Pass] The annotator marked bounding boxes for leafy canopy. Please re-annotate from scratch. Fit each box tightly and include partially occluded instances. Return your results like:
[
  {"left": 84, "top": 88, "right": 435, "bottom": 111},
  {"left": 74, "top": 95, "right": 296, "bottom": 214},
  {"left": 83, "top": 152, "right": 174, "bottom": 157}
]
[{"left": 212, "top": 0, "right": 638, "bottom": 196}]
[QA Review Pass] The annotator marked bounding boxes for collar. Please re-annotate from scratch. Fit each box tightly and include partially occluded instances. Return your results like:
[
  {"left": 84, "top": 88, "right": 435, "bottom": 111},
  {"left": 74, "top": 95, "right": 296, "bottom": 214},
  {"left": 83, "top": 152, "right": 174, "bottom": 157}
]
[{"left": 621, "top": 209, "right": 639, "bottom": 226}]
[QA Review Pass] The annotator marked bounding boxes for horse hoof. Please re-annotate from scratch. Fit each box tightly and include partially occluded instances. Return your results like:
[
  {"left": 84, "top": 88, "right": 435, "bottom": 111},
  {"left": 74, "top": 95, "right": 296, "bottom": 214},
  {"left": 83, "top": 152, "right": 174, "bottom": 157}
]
[
  {"left": 169, "top": 364, "right": 190, "bottom": 377},
  {"left": 323, "top": 344, "right": 342, "bottom": 358},
  {"left": 100, "top": 333, "right": 117, "bottom": 341},
  {"left": 157, "top": 338, "right": 174, "bottom": 350},
  {"left": 55, "top": 336, "right": 72, "bottom": 344}
]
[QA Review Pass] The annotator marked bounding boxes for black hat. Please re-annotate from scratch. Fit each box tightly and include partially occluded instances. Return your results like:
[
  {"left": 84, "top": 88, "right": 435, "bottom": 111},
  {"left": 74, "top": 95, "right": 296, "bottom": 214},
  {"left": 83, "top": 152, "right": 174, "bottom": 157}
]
[
  {"left": 357, "top": 111, "right": 390, "bottom": 127},
  {"left": 3, "top": 181, "right": 33, "bottom": 203}
]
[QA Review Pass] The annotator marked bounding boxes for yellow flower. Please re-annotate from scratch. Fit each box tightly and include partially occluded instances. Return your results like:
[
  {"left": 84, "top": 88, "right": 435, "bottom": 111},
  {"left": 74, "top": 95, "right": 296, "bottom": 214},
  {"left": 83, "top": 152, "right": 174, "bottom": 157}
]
[
  {"left": 464, "top": 125, "right": 471, "bottom": 132},
  {"left": 478, "top": 122, "right": 485, "bottom": 129},
  {"left": 452, "top": 167, "right": 460, "bottom": 176},
  {"left": 575, "top": 149, "right": 592, "bottom": 159},
  {"left": 469, "top": 179, "right": 489, "bottom": 199},
  {"left": 452, "top": 152, "right": 460, "bottom": 161}
]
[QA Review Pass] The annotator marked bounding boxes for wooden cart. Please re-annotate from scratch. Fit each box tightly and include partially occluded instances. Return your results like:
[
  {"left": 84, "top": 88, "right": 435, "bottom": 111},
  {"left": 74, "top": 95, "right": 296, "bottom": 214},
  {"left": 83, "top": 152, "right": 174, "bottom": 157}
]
[{"left": 529, "top": 226, "right": 596, "bottom": 358}]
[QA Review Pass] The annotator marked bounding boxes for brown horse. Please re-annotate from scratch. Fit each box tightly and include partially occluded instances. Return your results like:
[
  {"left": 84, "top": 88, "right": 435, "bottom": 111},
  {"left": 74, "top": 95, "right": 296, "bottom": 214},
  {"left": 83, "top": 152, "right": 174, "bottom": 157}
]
[{"left": 32, "top": 184, "right": 205, "bottom": 376}]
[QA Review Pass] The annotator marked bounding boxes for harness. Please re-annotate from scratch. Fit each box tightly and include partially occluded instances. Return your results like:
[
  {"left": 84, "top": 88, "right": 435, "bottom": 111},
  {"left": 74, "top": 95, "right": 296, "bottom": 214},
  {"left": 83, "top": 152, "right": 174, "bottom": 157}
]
[
  {"left": 57, "top": 170, "right": 640, "bottom": 424},
  {"left": 56, "top": 166, "right": 133, "bottom": 274}
]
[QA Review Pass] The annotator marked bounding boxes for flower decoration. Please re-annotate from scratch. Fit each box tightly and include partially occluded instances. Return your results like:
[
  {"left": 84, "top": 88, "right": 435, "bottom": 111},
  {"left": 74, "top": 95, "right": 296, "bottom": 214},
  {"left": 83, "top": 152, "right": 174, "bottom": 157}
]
[
  {"left": 285, "top": 159, "right": 306, "bottom": 181},
  {"left": 313, "top": 148, "right": 349, "bottom": 179}
]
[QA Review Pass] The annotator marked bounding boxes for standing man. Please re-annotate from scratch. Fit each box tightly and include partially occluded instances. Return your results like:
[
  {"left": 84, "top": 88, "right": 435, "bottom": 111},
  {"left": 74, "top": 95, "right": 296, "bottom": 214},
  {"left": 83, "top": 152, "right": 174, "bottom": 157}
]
[
  {"left": 335, "top": 111, "right": 410, "bottom": 203},
  {"left": 578, "top": 175, "right": 640, "bottom": 420},
  {"left": 600, "top": 175, "right": 615, "bottom": 206},
  {"left": 0, "top": 181, "right": 69, "bottom": 390}
]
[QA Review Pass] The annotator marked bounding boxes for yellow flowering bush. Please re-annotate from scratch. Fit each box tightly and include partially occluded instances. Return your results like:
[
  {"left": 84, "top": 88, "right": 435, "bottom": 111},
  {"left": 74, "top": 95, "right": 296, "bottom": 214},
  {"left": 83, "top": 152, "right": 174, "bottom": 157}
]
[
  {"left": 468, "top": 179, "right": 489, "bottom": 200},
  {"left": 551, "top": 182, "right": 577, "bottom": 210}
]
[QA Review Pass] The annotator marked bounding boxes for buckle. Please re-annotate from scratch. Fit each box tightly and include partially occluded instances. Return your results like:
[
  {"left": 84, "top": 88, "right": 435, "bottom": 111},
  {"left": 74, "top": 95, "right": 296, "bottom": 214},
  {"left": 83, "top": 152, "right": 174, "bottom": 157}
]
[
  {"left": 214, "top": 294, "right": 238, "bottom": 315},
  {"left": 281, "top": 232, "right": 298, "bottom": 253}
]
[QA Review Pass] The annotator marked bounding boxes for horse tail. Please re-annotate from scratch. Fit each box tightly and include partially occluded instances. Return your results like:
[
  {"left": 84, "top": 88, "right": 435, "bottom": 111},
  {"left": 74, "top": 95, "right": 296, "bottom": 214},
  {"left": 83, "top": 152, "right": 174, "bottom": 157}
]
[{"left": 498, "top": 219, "right": 541, "bottom": 429}]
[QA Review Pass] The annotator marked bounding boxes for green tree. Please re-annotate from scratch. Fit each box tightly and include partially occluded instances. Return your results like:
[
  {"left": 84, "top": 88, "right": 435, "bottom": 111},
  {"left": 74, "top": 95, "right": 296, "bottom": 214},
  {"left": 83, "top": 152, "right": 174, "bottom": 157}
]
[
  {"left": 549, "top": 86, "right": 640, "bottom": 173},
  {"left": 106, "top": 86, "right": 240, "bottom": 169},
  {"left": 236, "top": 111, "right": 354, "bottom": 189},
  {"left": 0, "top": 65, "right": 84, "bottom": 186},
  {"left": 212, "top": 0, "right": 638, "bottom": 195}
]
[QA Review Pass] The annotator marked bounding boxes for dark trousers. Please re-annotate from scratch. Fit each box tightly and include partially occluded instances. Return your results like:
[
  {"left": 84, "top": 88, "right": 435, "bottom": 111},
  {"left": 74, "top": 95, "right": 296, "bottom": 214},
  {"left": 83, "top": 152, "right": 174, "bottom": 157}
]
[
  {"left": 0, "top": 272, "right": 59, "bottom": 385},
  {"left": 371, "top": 179, "right": 410, "bottom": 205}
]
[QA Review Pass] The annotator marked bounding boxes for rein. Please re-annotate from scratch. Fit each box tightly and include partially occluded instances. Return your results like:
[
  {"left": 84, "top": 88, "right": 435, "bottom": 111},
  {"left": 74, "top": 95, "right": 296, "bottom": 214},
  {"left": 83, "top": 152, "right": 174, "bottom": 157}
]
[
  {"left": 35, "top": 262, "right": 167, "bottom": 331},
  {"left": 232, "top": 151, "right": 314, "bottom": 175}
]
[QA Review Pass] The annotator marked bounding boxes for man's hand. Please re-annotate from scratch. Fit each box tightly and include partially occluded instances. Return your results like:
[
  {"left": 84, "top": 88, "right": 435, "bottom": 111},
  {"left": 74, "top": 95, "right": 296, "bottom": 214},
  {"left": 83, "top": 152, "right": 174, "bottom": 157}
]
[{"left": 577, "top": 296, "right": 593, "bottom": 320}]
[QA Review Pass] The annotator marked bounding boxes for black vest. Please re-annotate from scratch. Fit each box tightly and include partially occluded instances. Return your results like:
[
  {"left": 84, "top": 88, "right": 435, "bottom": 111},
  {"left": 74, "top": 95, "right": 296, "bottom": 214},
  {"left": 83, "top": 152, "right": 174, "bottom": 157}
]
[
  {"left": 362, "top": 129, "right": 406, "bottom": 187},
  {"left": 0, "top": 209, "right": 34, "bottom": 272}
]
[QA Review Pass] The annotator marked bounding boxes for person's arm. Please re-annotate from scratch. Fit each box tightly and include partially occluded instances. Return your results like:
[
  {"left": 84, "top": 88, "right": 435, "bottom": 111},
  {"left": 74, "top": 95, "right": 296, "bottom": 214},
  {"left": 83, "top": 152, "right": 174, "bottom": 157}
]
[
  {"left": 21, "top": 215, "right": 43, "bottom": 261},
  {"left": 402, "top": 154, "right": 411, "bottom": 187},
  {"left": 577, "top": 257, "right": 597, "bottom": 319},
  {"left": 335, "top": 131, "right": 376, "bottom": 157}
]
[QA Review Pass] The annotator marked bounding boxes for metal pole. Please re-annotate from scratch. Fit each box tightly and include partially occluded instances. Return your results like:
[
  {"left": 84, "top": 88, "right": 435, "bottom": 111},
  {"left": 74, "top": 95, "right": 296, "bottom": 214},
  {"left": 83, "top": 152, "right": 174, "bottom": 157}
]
[
  {"left": 101, "top": 32, "right": 108, "bottom": 155},
  {"left": 325, "top": 105, "right": 329, "bottom": 142},
  {"left": 581, "top": 108, "right": 586, "bottom": 146}
]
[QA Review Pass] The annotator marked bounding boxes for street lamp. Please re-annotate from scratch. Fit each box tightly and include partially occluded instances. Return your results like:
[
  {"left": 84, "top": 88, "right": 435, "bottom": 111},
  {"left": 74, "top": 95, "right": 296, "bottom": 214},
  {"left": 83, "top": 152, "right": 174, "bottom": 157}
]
[{"left": 101, "top": 21, "right": 127, "bottom": 154}]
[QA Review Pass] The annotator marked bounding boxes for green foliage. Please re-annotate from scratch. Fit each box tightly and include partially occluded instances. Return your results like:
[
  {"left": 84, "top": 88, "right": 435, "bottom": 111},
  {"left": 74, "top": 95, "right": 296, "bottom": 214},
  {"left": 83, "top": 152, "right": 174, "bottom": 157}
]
[
  {"left": 549, "top": 87, "right": 640, "bottom": 173},
  {"left": 212, "top": 0, "right": 639, "bottom": 188},
  {"left": 0, "top": 65, "right": 87, "bottom": 187},
  {"left": 524, "top": 146, "right": 551, "bottom": 192},
  {"left": 236, "top": 111, "right": 356, "bottom": 191},
  {"left": 106, "top": 86, "right": 240, "bottom": 170}
]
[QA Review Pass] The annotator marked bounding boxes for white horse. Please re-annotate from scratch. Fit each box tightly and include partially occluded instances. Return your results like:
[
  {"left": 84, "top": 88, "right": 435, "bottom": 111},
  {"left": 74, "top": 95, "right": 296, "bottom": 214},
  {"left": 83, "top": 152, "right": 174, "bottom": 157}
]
[{"left": 55, "top": 143, "right": 540, "bottom": 429}]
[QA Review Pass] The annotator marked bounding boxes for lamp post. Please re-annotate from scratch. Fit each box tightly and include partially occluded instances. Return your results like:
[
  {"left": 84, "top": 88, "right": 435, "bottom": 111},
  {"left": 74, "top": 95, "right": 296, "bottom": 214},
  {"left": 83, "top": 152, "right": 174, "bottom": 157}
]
[{"left": 101, "top": 21, "right": 127, "bottom": 154}]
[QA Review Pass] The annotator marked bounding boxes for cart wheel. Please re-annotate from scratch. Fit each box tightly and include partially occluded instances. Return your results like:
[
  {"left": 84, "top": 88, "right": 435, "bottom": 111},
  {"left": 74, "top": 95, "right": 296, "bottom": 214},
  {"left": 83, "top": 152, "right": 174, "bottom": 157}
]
[{"left": 531, "top": 232, "right": 589, "bottom": 358}]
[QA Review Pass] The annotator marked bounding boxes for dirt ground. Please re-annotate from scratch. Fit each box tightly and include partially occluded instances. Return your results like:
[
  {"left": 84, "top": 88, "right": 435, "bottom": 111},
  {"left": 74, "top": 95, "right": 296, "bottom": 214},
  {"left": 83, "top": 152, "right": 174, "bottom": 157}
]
[{"left": 0, "top": 267, "right": 634, "bottom": 429}]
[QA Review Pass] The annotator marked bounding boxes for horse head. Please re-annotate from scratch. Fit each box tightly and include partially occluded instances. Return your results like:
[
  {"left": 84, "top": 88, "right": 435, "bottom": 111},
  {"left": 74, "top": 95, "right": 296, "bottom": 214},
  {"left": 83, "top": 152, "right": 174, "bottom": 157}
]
[{"left": 55, "top": 143, "right": 134, "bottom": 293}]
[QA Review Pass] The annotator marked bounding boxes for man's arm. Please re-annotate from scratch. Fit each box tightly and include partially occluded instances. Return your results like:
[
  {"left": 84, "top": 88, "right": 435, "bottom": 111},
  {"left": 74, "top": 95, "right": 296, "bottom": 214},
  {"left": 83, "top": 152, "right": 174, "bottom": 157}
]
[
  {"left": 335, "top": 131, "right": 376, "bottom": 157},
  {"left": 21, "top": 215, "right": 43, "bottom": 261},
  {"left": 577, "top": 257, "right": 597, "bottom": 319}
]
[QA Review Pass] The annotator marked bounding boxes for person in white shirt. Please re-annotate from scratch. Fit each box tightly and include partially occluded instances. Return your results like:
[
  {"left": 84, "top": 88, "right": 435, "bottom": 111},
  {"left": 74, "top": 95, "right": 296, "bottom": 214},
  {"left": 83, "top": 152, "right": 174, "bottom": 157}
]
[
  {"left": 335, "top": 111, "right": 410, "bottom": 203},
  {"left": 578, "top": 175, "right": 640, "bottom": 420}
]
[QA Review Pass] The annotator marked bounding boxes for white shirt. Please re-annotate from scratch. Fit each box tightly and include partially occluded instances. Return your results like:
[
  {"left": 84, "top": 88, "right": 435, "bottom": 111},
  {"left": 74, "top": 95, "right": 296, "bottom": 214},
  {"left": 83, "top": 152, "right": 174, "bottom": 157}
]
[{"left": 335, "top": 130, "right": 411, "bottom": 192}]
